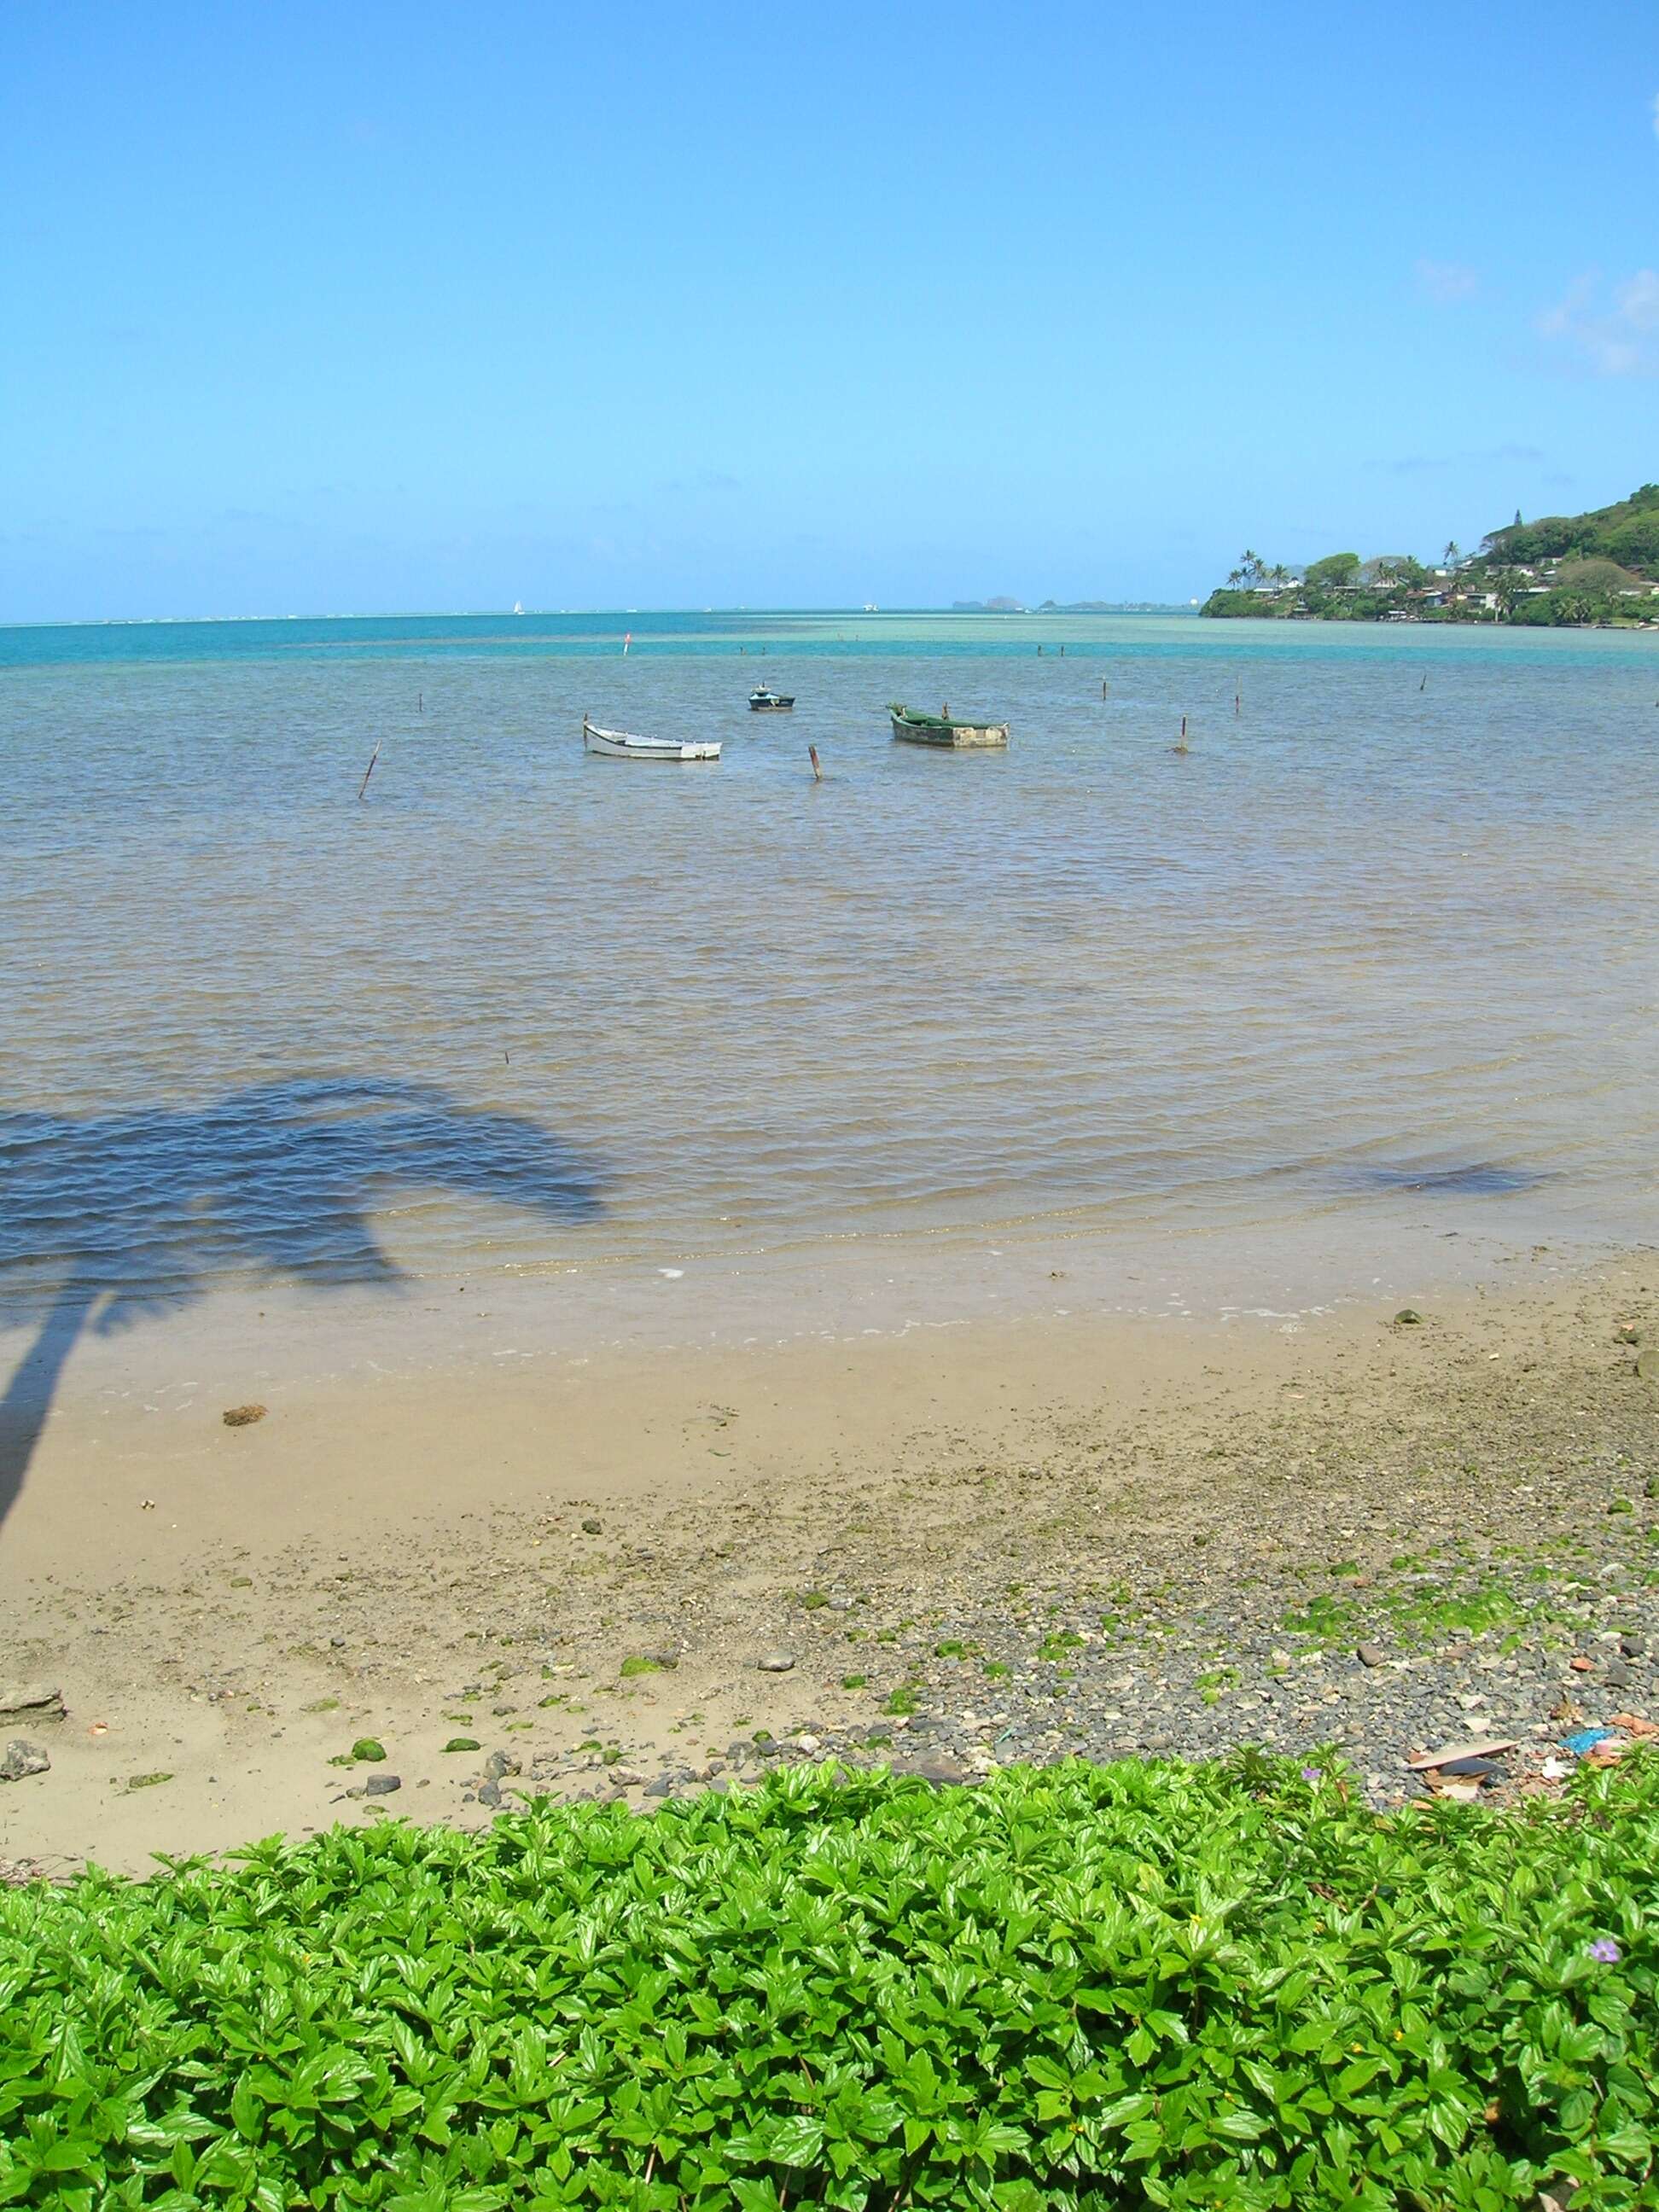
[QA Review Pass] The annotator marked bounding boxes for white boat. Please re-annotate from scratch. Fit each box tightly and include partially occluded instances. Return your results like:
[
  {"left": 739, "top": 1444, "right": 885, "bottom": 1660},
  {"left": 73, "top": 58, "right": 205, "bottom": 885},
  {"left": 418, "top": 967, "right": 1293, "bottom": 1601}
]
[{"left": 582, "top": 714, "right": 720, "bottom": 763}]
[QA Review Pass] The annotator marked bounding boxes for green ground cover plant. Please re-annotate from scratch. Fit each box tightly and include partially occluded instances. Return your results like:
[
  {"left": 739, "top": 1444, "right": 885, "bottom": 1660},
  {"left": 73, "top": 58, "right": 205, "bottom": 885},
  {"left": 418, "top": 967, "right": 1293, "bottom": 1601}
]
[{"left": 1, "top": 1756, "right": 1655, "bottom": 2209}]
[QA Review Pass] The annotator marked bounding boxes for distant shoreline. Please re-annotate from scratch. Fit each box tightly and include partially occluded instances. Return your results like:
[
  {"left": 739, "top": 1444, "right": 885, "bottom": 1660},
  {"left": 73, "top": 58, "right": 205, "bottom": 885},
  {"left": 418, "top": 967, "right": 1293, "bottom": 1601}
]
[{"left": 0, "top": 603, "right": 1196, "bottom": 633}]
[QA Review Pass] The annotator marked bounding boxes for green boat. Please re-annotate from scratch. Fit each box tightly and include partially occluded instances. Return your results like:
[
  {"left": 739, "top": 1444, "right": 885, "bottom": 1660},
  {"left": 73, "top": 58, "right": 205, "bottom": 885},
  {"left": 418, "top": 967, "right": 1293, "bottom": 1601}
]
[{"left": 888, "top": 702, "right": 1010, "bottom": 749}]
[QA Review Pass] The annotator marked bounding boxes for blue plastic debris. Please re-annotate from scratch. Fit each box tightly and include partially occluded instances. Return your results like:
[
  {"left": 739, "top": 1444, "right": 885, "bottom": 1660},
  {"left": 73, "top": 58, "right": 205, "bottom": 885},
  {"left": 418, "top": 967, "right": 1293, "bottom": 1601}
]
[{"left": 1563, "top": 1728, "right": 1617, "bottom": 1757}]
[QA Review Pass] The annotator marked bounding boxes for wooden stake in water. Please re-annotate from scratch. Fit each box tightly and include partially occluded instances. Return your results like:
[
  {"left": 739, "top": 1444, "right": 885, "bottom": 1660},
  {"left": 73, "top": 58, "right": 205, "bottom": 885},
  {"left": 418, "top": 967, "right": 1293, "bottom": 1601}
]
[
  {"left": 809, "top": 746, "right": 824, "bottom": 783},
  {"left": 1173, "top": 716, "right": 1190, "bottom": 755},
  {"left": 418, "top": 691, "right": 423, "bottom": 713},
  {"left": 1101, "top": 678, "right": 1109, "bottom": 698},
  {"left": 358, "top": 742, "right": 382, "bottom": 800},
  {"left": 1235, "top": 682, "right": 1241, "bottom": 717}
]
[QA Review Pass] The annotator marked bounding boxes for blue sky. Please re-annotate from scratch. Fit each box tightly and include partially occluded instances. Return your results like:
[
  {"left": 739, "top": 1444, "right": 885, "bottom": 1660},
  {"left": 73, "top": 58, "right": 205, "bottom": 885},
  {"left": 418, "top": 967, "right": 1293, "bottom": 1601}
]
[{"left": 3, "top": 2, "right": 1656, "bottom": 618}]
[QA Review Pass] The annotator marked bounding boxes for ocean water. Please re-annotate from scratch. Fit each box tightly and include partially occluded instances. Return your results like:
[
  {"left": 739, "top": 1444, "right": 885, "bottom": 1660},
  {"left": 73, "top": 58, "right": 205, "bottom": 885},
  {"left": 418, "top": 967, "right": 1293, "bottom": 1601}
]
[{"left": 3, "top": 609, "right": 1657, "bottom": 1332}]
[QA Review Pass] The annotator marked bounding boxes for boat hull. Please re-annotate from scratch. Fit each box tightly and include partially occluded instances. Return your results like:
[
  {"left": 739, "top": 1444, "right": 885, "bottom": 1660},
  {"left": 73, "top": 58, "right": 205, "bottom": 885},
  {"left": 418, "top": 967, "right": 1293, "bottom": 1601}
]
[
  {"left": 748, "top": 699, "right": 795, "bottom": 712},
  {"left": 890, "top": 713, "right": 1009, "bottom": 748},
  {"left": 583, "top": 719, "right": 720, "bottom": 761}
]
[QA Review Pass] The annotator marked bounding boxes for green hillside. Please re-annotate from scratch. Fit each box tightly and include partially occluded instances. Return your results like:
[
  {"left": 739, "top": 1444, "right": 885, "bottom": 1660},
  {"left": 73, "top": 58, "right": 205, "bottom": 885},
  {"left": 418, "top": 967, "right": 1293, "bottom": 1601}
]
[
  {"left": 1481, "top": 482, "right": 1659, "bottom": 573},
  {"left": 1202, "top": 485, "right": 1659, "bottom": 626}
]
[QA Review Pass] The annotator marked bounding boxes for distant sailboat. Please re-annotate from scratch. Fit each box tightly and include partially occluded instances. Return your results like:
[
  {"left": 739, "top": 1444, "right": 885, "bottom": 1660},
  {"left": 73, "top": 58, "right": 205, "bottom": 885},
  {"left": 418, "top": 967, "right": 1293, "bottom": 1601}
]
[{"left": 513, "top": 601, "right": 525, "bottom": 615}]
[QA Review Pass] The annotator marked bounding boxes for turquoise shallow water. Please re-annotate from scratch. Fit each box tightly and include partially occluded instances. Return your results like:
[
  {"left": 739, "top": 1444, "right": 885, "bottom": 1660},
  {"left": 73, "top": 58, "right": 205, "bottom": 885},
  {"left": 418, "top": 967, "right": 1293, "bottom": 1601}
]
[{"left": 3, "top": 610, "right": 1657, "bottom": 1322}]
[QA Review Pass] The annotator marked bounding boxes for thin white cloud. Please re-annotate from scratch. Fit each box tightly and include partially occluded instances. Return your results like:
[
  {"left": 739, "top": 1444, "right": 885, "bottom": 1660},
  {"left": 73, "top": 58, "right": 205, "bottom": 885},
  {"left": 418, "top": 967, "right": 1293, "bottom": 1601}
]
[
  {"left": 1386, "top": 442, "right": 1544, "bottom": 476},
  {"left": 1415, "top": 258, "right": 1479, "bottom": 304},
  {"left": 1538, "top": 269, "right": 1659, "bottom": 375},
  {"left": 1616, "top": 269, "right": 1659, "bottom": 330}
]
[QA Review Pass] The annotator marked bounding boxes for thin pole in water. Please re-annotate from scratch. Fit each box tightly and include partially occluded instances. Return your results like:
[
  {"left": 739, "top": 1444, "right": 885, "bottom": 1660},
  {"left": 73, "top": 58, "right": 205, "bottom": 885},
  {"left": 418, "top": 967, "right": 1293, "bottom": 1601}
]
[
  {"left": 1173, "top": 716, "right": 1190, "bottom": 755},
  {"left": 418, "top": 691, "right": 423, "bottom": 714},
  {"left": 358, "top": 742, "right": 382, "bottom": 800},
  {"left": 1101, "top": 678, "right": 1109, "bottom": 698},
  {"left": 1419, "top": 672, "right": 1428, "bottom": 691},
  {"left": 1235, "top": 682, "right": 1241, "bottom": 717},
  {"left": 809, "top": 746, "right": 824, "bottom": 783}
]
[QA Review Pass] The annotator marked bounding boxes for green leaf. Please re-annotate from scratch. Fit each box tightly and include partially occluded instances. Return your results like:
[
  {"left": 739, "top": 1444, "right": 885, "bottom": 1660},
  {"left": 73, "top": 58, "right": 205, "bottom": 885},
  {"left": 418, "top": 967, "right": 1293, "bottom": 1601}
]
[{"left": 767, "top": 2114, "right": 825, "bottom": 2167}]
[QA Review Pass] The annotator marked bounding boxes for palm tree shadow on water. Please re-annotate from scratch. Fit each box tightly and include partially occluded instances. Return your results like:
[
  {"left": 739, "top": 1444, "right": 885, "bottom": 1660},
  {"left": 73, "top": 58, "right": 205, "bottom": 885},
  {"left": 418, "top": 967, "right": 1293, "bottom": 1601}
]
[{"left": 0, "top": 1077, "right": 608, "bottom": 1533}]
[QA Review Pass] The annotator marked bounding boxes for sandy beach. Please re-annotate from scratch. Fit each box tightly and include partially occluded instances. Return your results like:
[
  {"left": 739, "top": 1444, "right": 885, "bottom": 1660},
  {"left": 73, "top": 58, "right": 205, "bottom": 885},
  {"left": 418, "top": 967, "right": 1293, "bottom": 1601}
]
[{"left": 3, "top": 1243, "right": 1654, "bottom": 1876}]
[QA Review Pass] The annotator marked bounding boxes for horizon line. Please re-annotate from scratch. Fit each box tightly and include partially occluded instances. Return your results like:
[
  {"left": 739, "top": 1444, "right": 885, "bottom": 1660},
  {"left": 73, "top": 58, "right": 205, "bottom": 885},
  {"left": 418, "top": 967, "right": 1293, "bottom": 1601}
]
[{"left": 0, "top": 602, "right": 1197, "bottom": 632}]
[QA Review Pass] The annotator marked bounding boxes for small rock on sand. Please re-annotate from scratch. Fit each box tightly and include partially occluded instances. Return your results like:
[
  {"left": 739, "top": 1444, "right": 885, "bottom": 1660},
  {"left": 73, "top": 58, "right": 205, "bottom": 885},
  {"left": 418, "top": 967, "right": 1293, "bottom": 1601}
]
[
  {"left": 0, "top": 1685, "right": 64, "bottom": 1721},
  {"left": 222, "top": 1404, "right": 267, "bottom": 1427},
  {"left": 758, "top": 1652, "right": 796, "bottom": 1674},
  {"left": 907, "top": 1754, "right": 969, "bottom": 1786},
  {"left": 1356, "top": 1644, "right": 1386, "bottom": 1668},
  {"left": 0, "top": 1741, "right": 49, "bottom": 1783},
  {"left": 364, "top": 1774, "right": 401, "bottom": 1796},
  {"left": 1393, "top": 1309, "right": 1423, "bottom": 1328}
]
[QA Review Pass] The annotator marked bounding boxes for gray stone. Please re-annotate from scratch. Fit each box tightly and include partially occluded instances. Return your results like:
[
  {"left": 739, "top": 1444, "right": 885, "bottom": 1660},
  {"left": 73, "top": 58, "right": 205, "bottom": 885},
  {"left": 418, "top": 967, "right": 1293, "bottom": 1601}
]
[
  {"left": 0, "top": 1685, "right": 64, "bottom": 1722},
  {"left": 1604, "top": 1662, "right": 1631, "bottom": 1690},
  {"left": 483, "top": 1749, "right": 521, "bottom": 1781},
  {"left": 907, "top": 1754, "right": 969, "bottom": 1786},
  {"left": 643, "top": 1774, "right": 675, "bottom": 1798},
  {"left": 364, "top": 1773, "right": 401, "bottom": 1796},
  {"left": 1356, "top": 1644, "right": 1386, "bottom": 1669},
  {"left": 0, "top": 1741, "right": 49, "bottom": 1783},
  {"left": 1621, "top": 1635, "right": 1646, "bottom": 1659},
  {"left": 758, "top": 1652, "right": 796, "bottom": 1673},
  {"left": 581, "top": 1518, "right": 603, "bottom": 1534},
  {"left": 477, "top": 1778, "right": 503, "bottom": 1809}
]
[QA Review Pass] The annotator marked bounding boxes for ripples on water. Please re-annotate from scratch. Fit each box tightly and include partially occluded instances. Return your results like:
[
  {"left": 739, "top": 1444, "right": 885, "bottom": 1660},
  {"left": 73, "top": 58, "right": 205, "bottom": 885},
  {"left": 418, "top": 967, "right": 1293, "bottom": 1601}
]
[{"left": 3, "top": 612, "right": 1656, "bottom": 1307}]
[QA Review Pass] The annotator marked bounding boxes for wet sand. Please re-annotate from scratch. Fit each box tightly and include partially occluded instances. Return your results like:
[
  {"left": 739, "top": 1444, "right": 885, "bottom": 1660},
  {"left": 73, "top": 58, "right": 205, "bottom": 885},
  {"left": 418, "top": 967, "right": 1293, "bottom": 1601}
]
[{"left": 2, "top": 1245, "right": 1656, "bottom": 1876}]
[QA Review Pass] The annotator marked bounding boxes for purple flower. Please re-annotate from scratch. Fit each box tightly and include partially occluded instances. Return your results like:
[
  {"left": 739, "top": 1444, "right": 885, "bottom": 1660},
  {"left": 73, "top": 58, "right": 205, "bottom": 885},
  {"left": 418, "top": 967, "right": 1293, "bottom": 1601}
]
[
  {"left": 1588, "top": 1938, "right": 1621, "bottom": 1965},
  {"left": 1301, "top": 1767, "right": 1322, "bottom": 1783}
]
